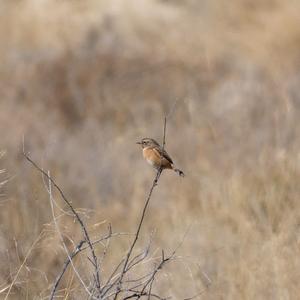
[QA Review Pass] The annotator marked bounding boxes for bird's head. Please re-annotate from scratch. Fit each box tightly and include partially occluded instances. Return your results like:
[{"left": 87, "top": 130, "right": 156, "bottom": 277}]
[{"left": 136, "top": 138, "right": 159, "bottom": 148}]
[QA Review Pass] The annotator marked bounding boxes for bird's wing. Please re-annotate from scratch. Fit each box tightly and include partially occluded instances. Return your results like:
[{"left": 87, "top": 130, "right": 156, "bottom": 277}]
[{"left": 153, "top": 147, "right": 173, "bottom": 164}]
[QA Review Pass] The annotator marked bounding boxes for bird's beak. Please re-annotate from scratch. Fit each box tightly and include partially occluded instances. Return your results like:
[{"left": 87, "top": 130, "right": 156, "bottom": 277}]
[{"left": 136, "top": 141, "right": 142, "bottom": 144}]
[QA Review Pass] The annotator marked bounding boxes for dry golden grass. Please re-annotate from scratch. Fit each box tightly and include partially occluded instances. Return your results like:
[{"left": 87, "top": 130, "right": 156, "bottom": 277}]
[{"left": 1, "top": 0, "right": 300, "bottom": 299}]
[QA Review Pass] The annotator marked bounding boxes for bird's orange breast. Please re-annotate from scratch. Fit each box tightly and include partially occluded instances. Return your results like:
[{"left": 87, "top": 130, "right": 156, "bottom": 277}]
[{"left": 143, "top": 147, "right": 172, "bottom": 169}]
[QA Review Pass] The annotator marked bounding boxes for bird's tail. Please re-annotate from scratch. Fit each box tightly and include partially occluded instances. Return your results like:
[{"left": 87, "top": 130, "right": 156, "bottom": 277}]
[{"left": 174, "top": 168, "right": 185, "bottom": 177}]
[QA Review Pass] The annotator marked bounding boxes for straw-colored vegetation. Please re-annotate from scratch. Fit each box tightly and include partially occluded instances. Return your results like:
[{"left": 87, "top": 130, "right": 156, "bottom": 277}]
[{"left": 1, "top": 0, "right": 300, "bottom": 299}]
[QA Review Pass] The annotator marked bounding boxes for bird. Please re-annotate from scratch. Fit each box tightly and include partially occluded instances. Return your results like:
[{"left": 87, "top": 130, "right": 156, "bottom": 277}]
[{"left": 136, "top": 138, "right": 185, "bottom": 177}]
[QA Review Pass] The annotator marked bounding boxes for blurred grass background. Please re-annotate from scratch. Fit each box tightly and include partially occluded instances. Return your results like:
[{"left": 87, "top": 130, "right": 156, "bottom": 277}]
[{"left": 1, "top": 0, "right": 300, "bottom": 299}]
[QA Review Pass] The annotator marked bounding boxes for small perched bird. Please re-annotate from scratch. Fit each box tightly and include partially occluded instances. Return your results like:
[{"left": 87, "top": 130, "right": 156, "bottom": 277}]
[{"left": 136, "top": 138, "right": 185, "bottom": 177}]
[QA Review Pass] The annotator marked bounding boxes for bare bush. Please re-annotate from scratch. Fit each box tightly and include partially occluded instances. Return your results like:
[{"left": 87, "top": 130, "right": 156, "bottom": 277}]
[{"left": 18, "top": 117, "right": 196, "bottom": 300}]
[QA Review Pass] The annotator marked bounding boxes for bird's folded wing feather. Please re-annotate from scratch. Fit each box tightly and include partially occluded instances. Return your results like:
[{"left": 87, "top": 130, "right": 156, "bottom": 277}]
[{"left": 153, "top": 147, "right": 173, "bottom": 164}]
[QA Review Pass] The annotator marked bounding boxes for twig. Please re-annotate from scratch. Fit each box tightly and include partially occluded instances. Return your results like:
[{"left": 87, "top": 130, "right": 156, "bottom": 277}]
[{"left": 22, "top": 144, "right": 101, "bottom": 297}]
